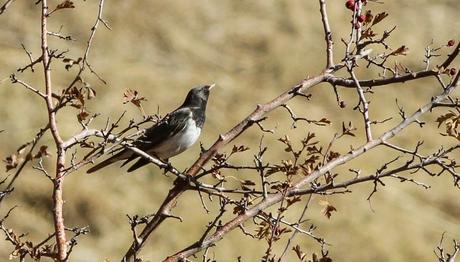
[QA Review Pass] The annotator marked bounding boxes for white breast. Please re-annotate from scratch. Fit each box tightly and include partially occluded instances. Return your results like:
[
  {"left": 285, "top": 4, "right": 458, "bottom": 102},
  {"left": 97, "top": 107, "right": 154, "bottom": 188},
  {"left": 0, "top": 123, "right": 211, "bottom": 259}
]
[{"left": 152, "top": 117, "right": 201, "bottom": 159}]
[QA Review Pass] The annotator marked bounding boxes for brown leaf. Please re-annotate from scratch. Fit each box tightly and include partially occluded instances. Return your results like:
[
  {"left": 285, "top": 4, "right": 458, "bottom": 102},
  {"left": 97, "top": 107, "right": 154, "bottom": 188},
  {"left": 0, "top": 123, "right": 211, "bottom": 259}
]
[
  {"left": 56, "top": 1, "right": 75, "bottom": 9},
  {"left": 34, "top": 145, "right": 51, "bottom": 158},
  {"left": 286, "top": 196, "right": 301, "bottom": 207},
  {"left": 67, "top": 86, "right": 85, "bottom": 108},
  {"left": 445, "top": 114, "right": 460, "bottom": 140},
  {"left": 327, "top": 151, "right": 341, "bottom": 162},
  {"left": 233, "top": 205, "right": 245, "bottom": 215},
  {"left": 301, "top": 132, "right": 316, "bottom": 146},
  {"left": 389, "top": 45, "right": 409, "bottom": 56},
  {"left": 77, "top": 110, "right": 90, "bottom": 122},
  {"left": 371, "top": 12, "right": 389, "bottom": 26},
  {"left": 342, "top": 122, "right": 356, "bottom": 136},
  {"left": 293, "top": 245, "right": 307, "bottom": 261},
  {"left": 231, "top": 145, "right": 250, "bottom": 154},
  {"left": 436, "top": 112, "right": 456, "bottom": 127},
  {"left": 319, "top": 118, "right": 331, "bottom": 125},
  {"left": 360, "top": 28, "right": 376, "bottom": 40},
  {"left": 364, "top": 10, "right": 373, "bottom": 25},
  {"left": 278, "top": 135, "right": 293, "bottom": 152},
  {"left": 123, "top": 89, "right": 147, "bottom": 108},
  {"left": 4, "top": 153, "right": 18, "bottom": 171},
  {"left": 319, "top": 200, "right": 337, "bottom": 219}
]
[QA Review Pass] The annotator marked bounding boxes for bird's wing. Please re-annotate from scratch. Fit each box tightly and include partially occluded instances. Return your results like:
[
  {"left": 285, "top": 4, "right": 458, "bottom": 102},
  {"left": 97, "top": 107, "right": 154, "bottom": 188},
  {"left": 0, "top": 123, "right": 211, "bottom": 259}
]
[
  {"left": 124, "top": 107, "right": 193, "bottom": 172},
  {"left": 135, "top": 107, "right": 192, "bottom": 150}
]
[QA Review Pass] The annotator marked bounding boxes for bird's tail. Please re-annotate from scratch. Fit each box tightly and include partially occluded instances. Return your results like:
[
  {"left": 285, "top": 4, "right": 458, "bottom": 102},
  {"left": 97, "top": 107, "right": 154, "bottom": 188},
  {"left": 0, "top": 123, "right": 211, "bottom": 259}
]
[{"left": 87, "top": 150, "right": 128, "bottom": 174}]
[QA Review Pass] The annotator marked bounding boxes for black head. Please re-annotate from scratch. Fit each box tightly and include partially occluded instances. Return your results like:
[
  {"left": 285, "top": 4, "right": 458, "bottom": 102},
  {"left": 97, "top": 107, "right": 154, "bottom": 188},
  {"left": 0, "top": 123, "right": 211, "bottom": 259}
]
[{"left": 181, "top": 84, "right": 215, "bottom": 108}]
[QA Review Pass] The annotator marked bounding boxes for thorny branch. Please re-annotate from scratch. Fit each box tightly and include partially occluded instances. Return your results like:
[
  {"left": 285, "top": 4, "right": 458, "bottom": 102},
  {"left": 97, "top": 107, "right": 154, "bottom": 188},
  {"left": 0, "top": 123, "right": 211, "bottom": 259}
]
[
  {"left": 2, "top": 0, "right": 460, "bottom": 261},
  {"left": 1, "top": 0, "right": 109, "bottom": 260},
  {"left": 435, "top": 232, "right": 460, "bottom": 262},
  {"left": 0, "top": 0, "right": 14, "bottom": 15},
  {"left": 118, "top": 1, "right": 460, "bottom": 261}
]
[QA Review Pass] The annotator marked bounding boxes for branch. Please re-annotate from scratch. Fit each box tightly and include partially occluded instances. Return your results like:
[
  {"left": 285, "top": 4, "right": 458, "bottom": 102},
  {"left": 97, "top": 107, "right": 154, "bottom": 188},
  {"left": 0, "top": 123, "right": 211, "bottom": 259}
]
[
  {"left": 349, "top": 68, "right": 372, "bottom": 141},
  {"left": 435, "top": 232, "right": 460, "bottom": 262},
  {"left": 328, "top": 42, "right": 460, "bottom": 88},
  {"left": 440, "top": 42, "right": 460, "bottom": 70},
  {"left": 123, "top": 9, "right": 460, "bottom": 261},
  {"left": 319, "top": 0, "right": 334, "bottom": 69},
  {"left": 0, "top": 125, "right": 49, "bottom": 203},
  {"left": 41, "top": 0, "right": 67, "bottom": 259},
  {"left": 326, "top": 69, "right": 438, "bottom": 88},
  {"left": 10, "top": 74, "right": 46, "bottom": 99},
  {"left": 0, "top": 0, "right": 14, "bottom": 15},
  {"left": 122, "top": 74, "right": 328, "bottom": 261},
  {"left": 164, "top": 78, "right": 459, "bottom": 261}
]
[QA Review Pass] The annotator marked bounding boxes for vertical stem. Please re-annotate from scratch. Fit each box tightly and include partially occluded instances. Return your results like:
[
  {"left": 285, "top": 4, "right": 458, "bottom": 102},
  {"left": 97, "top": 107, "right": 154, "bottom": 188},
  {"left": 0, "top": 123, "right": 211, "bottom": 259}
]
[
  {"left": 319, "top": 0, "right": 334, "bottom": 69},
  {"left": 41, "top": 0, "right": 67, "bottom": 260},
  {"left": 349, "top": 69, "right": 372, "bottom": 142}
]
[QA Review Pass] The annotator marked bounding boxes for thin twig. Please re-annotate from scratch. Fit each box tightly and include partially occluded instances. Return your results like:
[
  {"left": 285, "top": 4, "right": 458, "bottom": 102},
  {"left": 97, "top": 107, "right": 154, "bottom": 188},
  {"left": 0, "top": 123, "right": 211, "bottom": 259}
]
[{"left": 0, "top": 0, "right": 14, "bottom": 15}]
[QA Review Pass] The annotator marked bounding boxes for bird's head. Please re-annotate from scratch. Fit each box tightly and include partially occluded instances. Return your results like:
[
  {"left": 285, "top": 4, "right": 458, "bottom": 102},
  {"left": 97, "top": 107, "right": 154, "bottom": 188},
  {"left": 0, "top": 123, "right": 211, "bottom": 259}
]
[{"left": 182, "top": 84, "right": 215, "bottom": 108}]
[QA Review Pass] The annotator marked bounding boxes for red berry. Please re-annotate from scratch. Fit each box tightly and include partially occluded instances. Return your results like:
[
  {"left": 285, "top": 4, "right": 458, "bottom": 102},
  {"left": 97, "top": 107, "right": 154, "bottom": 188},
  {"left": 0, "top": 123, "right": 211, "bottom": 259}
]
[
  {"left": 450, "top": 68, "right": 457, "bottom": 76},
  {"left": 345, "top": 0, "right": 355, "bottom": 10},
  {"left": 357, "top": 15, "right": 366, "bottom": 23},
  {"left": 447, "top": 40, "right": 456, "bottom": 47}
]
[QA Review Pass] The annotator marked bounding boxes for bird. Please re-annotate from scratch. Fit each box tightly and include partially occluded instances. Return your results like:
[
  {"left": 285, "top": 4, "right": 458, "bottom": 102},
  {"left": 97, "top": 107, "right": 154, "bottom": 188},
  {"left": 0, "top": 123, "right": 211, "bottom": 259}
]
[{"left": 87, "top": 84, "right": 215, "bottom": 174}]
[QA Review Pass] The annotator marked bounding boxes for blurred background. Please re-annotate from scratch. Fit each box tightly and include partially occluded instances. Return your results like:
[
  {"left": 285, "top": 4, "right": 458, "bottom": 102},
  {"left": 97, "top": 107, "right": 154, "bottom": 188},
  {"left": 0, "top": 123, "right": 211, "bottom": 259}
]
[{"left": 0, "top": 0, "right": 459, "bottom": 261}]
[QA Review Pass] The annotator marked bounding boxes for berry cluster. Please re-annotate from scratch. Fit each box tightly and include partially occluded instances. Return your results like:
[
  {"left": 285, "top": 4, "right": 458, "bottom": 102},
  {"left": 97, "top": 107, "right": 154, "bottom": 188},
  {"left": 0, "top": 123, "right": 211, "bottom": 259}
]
[
  {"left": 345, "top": 0, "right": 370, "bottom": 29},
  {"left": 446, "top": 40, "right": 457, "bottom": 76},
  {"left": 345, "top": 0, "right": 367, "bottom": 11}
]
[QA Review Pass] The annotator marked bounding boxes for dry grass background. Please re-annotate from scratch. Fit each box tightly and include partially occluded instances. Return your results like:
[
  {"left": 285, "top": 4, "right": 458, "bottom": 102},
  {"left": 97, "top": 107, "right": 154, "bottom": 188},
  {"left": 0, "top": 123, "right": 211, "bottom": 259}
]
[{"left": 0, "top": 0, "right": 459, "bottom": 261}]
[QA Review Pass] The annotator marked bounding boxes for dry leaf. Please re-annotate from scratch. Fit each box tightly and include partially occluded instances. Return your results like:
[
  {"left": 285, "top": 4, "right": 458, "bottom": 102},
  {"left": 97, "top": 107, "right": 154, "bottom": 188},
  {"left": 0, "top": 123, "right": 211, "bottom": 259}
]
[
  {"left": 436, "top": 112, "right": 456, "bottom": 127},
  {"left": 56, "top": 0, "right": 75, "bottom": 10},
  {"left": 389, "top": 45, "right": 409, "bottom": 56},
  {"left": 319, "top": 200, "right": 337, "bottom": 219},
  {"left": 34, "top": 145, "right": 51, "bottom": 158},
  {"left": 4, "top": 153, "right": 18, "bottom": 171},
  {"left": 77, "top": 110, "right": 90, "bottom": 122},
  {"left": 371, "top": 12, "right": 389, "bottom": 26},
  {"left": 293, "top": 245, "right": 307, "bottom": 261},
  {"left": 123, "top": 89, "right": 147, "bottom": 109}
]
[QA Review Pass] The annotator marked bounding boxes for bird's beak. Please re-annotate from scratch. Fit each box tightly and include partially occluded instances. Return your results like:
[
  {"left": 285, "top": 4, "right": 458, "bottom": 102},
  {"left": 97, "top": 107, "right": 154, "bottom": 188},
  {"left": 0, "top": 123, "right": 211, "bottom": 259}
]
[{"left": 207, "top": 83, "right": 216, "bottom": 90}]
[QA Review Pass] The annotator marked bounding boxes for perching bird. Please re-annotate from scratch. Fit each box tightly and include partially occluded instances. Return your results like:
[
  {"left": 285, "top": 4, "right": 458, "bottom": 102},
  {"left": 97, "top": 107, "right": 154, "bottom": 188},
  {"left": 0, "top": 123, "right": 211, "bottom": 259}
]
[{"left": 87, "top": 84, "right": 215, "bottom": 174}]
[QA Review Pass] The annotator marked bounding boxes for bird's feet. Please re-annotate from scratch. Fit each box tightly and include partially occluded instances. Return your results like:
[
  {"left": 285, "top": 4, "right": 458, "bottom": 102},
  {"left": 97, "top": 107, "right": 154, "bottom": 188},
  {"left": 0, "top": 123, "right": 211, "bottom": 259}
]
[{"left": 162, "top": 159, "right": 173, "bottom": 175}]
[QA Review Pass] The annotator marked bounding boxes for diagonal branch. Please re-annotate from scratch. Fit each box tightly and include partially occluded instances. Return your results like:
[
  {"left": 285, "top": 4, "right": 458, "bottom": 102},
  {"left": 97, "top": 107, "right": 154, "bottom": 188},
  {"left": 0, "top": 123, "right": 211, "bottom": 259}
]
[
  {"left": 0, "top": 0, "right": 14, "bottom": 15},
  {"left": 10, "top": 74, "right": 46, "bottom": 99},
  {"left": 164, "top": 77, "right": 459, "bottom": 261},
  {"left": 121, "top": 73, "right": 329, "bottom": 261}
]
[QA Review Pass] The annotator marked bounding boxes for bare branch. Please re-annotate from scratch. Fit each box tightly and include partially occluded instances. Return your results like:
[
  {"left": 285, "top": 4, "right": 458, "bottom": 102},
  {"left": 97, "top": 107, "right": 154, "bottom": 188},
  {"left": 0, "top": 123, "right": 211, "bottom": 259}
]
[
  {"left": 10, "top": 74, "right": 46, "bottom": 99},
  {"left": 0, "top": 0, "right": 14, "bottom": 15},
  {"left": 349, "top": 68, "right": 372, "bottom": 141},
  {"left": 435, "top": 232, "right": 460, "bottom": 262},
  {"left": 319, "top": 0, "right": 334, "bottom": 69},
  {"left": 41, "top": 0, "right": 67, "bottom": 258},
  {"left": 164, "top": 77, "right": 459, "bottom": 261}
]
